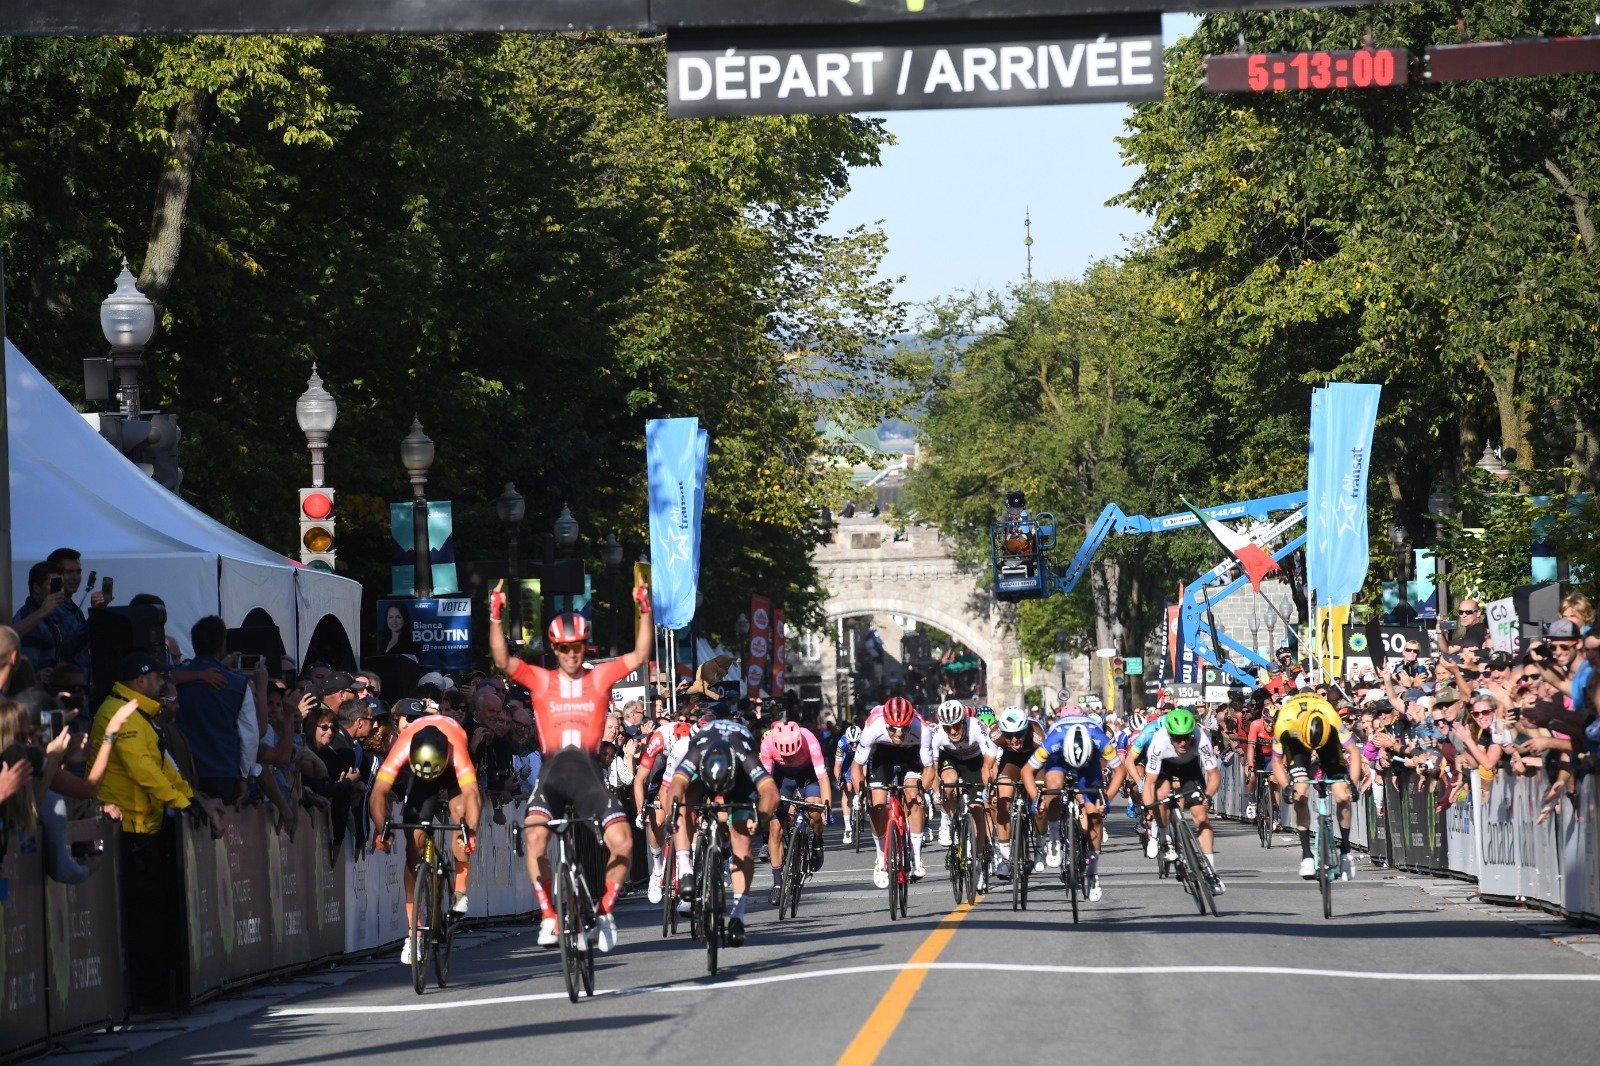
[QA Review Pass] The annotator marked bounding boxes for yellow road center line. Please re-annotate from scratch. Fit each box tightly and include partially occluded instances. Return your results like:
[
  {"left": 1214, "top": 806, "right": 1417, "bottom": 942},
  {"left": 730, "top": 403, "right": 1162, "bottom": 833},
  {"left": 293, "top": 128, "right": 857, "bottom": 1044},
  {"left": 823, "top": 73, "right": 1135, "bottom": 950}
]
[{"left": 836, "top": 898, "right": 979, "bottom": 1066}]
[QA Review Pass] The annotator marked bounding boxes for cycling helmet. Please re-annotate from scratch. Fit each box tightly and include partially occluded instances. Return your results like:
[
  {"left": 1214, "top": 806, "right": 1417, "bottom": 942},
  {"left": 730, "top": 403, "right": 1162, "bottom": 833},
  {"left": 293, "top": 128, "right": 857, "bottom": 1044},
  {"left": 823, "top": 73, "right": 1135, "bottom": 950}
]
[
  {"left": 700, "top": 741, "right": 736, "bottom": 793},
  {"left": 976, "top": 707, "right": 998, "bottom": 728},
  {"left": 1163, "top": 708, "right": 1197, "bottom": 738},
  {"left": 997, "top": 706, "right": 1031, "bottom": 735},
  {"left": 546, "top": 612, "right": 591, "bottom": 645},
  {"left": 770, "top": 719, "right": 804, "bottom": 759},
  {"left": 844, "top": 725, "right": 862, "bottom": 743},
  {"left": 937, "top": 699, "right": 966, "bottom": 727},
  {"left": 1295, "top": 698, "right": 1341, "bottom": 750},
  {"left": 1060, "top": 723, "right": 1096, "bottom": 769},
  {"left": 408, "top": 726, "right": 450, "bottom": 781},
  {"left": 882, "top": 696, "right": 915, "bottom": 729}
]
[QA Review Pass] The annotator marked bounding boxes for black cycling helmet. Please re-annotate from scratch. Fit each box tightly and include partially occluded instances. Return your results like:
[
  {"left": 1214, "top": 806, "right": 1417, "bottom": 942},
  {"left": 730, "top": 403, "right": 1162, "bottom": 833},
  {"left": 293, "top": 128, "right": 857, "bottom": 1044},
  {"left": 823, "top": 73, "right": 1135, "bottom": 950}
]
[
  {"left": 700, "top": 741, "right": 736, "bottom": 793},
  {"left": 409, "top": 725, "right": 450, "bottom": 781}
]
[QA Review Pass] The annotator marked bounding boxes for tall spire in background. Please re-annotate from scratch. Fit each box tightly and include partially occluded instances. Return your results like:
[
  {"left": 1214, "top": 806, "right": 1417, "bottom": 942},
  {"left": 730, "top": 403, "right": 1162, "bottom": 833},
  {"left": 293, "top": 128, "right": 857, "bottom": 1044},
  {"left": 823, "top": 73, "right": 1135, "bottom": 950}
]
[{"left": 1024, "top": 207, "right": 1034, "bottom": 284}]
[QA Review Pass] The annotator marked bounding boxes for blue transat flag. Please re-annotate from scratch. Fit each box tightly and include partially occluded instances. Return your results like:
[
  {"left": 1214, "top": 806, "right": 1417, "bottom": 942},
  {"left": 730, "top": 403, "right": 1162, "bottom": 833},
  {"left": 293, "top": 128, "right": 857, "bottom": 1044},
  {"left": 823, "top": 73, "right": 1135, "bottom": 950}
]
[
  {"left": 647, "top": 418, "right": 708, "bottom": 630},
  {"left": 1306, "top": 382, "right": 1382, "bottom": 607}
]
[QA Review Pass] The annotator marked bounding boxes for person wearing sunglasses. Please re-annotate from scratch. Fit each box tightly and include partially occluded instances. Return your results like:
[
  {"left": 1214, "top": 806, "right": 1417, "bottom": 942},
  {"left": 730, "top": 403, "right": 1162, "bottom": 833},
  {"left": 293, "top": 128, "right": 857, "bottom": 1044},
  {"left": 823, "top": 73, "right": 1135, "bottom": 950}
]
[{"left": 488, "top": 578, "right": 655, "bottom": 955}]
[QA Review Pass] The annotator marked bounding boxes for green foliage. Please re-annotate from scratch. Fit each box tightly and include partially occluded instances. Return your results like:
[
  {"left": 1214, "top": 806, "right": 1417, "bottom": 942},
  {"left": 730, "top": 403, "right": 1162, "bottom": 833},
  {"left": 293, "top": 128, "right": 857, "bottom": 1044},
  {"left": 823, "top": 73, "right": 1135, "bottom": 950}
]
[
  {"left": 1436, "top": 468, "right": 1600, "bottom": 601},
  {"left": 0, "top": 35, "right": 901, "bottom": 644}
]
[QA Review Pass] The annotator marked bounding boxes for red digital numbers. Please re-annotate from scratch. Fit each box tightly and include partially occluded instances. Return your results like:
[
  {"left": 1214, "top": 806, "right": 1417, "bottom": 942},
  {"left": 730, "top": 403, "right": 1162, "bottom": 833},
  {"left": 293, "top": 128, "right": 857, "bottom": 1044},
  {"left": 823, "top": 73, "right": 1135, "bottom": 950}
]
[{"left": 1207, "top": 48, "right": 1408, "bottom": 93}]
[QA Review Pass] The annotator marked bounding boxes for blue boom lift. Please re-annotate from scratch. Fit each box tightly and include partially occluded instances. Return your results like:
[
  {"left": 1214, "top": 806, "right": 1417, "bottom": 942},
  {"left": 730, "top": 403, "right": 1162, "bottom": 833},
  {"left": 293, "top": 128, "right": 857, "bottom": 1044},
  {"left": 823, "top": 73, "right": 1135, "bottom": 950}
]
[{"left": 990, "top": 490, "right": 1306, "bottom": 687}]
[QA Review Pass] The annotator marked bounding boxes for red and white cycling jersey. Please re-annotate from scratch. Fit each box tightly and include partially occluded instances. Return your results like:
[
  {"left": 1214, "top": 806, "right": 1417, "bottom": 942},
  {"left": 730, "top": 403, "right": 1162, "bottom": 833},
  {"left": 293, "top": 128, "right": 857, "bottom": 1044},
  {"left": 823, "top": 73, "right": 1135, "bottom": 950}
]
[{"left": 508, "top": 658, "right": 633, "bottom": 757}]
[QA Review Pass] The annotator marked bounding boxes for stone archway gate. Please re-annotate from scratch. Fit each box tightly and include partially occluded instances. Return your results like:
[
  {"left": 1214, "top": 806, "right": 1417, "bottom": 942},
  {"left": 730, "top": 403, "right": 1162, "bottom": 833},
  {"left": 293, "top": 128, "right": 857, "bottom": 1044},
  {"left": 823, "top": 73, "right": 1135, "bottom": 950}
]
[{"left": 815, "top": 514, "right": 1023, "bottom": 710}]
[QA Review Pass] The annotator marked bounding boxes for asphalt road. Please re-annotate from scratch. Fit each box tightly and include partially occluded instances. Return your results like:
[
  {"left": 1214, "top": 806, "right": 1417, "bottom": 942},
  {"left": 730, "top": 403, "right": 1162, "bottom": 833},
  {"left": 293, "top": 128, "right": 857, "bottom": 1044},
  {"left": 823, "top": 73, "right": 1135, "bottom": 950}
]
[{"left": 110, "top": 817, "right": 1599, "bottom": 1065}]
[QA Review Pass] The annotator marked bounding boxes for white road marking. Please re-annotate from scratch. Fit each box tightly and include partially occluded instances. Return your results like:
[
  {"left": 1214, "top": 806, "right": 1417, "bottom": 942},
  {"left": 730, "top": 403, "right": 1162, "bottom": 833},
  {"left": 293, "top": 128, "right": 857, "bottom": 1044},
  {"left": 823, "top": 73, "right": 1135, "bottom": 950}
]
[{"left": 268, "top": 962, "right": 1600, "bottom": 1015}]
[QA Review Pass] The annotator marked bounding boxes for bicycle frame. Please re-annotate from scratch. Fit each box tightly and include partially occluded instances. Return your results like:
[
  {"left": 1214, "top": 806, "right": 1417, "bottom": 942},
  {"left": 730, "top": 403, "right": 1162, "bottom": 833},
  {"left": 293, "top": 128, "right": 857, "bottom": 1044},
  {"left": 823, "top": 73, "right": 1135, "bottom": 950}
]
[{"left": 388, "top": 820, "right": 467, "bottom": 995}]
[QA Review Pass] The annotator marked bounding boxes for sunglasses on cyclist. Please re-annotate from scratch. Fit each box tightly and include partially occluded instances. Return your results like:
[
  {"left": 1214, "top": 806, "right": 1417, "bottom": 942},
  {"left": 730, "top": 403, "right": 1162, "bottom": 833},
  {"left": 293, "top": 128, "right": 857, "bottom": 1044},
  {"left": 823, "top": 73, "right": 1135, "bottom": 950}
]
[{"left": 552, "top": 642, "right": 585, "bottom": 654}]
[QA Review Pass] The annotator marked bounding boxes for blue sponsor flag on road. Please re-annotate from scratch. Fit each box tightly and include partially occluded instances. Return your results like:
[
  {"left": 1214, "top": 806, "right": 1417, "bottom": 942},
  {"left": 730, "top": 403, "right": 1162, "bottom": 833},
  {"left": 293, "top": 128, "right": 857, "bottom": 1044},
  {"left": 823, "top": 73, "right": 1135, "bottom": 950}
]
[
  {"left": 1306, "top": 382, "right": 1382, "bottom": 607},
  {"left": 647, "top": 417, "right": 708, "bottom": 631}
]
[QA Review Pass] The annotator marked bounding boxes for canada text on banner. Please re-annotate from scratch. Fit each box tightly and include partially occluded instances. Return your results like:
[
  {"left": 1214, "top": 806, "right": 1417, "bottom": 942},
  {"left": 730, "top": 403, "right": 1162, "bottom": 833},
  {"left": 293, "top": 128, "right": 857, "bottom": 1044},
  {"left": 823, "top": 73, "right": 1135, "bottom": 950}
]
[{"left": 667, "top": 18, "right": 1162, "bottom": 117}]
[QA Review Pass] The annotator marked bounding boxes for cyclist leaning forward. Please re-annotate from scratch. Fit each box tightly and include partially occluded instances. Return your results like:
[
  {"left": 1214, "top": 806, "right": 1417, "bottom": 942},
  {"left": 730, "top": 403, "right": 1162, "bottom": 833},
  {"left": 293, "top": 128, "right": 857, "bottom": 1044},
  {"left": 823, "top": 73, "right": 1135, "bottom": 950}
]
[
  {"left": 929, "top": 699, "right": 998, "bottom": 891},
  {"left": 1140, "top": 708, "right": 1226, "bottom": 893},
  {"left": 1022, "top": 711, "right": 1124, "bottom": 902},
  {"left": 488, "top": 580, "right": 655, "bottom": 953},
  {"left": 633, "top": 700, "right": 696, "bottom": 905},
  {"left": 760, "top": 719, "right": 833, "bottom": 905},
  {"left": 669, "top": 708, "right": 779, "bottom": 946},
  {"left": 369, "top": 713, "right": 483, "bottom": 965},
  {"left": 834, "top": 724, "right": 863, "bottom": 843},
  {"left": 852, "top": 696, "right": 932, "bottom": 887},
  {"left": 988, "top": 706, "right": 1044, "bottom": 880},
  {"left": 1271, "top": 693, "right": 1363, "bottom": 881}
]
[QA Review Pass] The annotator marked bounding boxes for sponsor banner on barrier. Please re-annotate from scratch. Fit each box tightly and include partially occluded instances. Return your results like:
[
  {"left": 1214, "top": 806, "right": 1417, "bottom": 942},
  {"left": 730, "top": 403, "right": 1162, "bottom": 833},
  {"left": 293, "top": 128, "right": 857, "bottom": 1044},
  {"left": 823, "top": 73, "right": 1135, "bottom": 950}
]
[
  {"left": 44, "top": 819, "right": 125, "bottom": 1037},
  {"left": 1478, "top": 771, "right": 1522, "bottom": 897},
  {"left": 1444, "top": 790, "right": 1478, "bottom": 879},
  {"left": 1584, "top": 779, "right": 1600, "bottom": 919},
  {"left": 1521, "top": 776, "right": 1562, "bottom": 904},
  {"left": 1558, "top": 794, "right": 1585, "bottom": 916},
  {"left": 182, "top": 815, "right": 229, "bottom": 1000},
  {"left": 1369, "top": 785, "right": 1391, "bottom": 866},
  {"left": 0, "top": 834, "right": 49, "bottom": 1057}
]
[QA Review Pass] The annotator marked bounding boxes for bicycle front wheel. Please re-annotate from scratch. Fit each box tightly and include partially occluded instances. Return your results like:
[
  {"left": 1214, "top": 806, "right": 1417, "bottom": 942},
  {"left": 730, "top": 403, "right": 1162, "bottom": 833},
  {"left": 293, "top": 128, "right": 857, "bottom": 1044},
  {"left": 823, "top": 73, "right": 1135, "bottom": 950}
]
[
  {"left": 703, "top": 843, "right": 723, "bottom": 976},
  {"left": 661, "top": 843, "right": 677, "bottom": 938},
  {"left": 409, "top": 863, "right": 432, "bottom": 996},
  {"left": 1066, "top": 818, "right": 1081, "bottom": 924},
  {"left": 1318, "top": 812, "right": 1335, "bottom": 920},
  {"left": 963, "top": 809, "right": 982, "bottom": 903},
  {"left": 556, "top": 860, "right": 582, "bottom": 1003},
  {"left": 434, "top": 871, "right": 454, "bottom": 988},
  {"left": 1010, "top": 804, "right": 1029, "bottom": 912},
  {"left": 1179, "top": 821, "right": 1213, "bottom": 917}
]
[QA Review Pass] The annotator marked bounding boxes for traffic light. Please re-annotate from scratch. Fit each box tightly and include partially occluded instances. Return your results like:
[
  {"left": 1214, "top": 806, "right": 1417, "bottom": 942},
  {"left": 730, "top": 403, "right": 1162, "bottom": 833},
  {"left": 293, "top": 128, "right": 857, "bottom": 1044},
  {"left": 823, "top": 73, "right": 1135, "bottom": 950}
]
[
  {"left": 299, "top": 488, "right": 336, "bottom": 571},
  {"left": 1112, "top": 655, "right": 1127, "bottom": 686}
]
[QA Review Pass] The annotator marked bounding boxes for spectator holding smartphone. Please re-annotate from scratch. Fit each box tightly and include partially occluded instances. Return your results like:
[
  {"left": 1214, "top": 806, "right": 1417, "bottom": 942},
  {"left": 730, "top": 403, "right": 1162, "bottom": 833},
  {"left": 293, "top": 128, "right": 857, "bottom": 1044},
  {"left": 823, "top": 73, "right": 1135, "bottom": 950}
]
[{"left": 13, "top": 561, "right": 67, "bottom": 669}]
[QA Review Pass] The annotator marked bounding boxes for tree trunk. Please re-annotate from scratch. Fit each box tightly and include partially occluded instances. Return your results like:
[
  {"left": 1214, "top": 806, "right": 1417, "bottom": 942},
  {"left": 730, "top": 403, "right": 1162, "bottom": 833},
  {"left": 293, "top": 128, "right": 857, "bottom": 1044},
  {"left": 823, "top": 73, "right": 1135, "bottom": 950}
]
[
  {"left": 1487, "top": 362, "right": 1536, "bottom": 470},
  {"left": 1089, "top": 556, "right": 1120, "bottom": 701},
  {"left": 138, "top": 88, "right": 216, "bottom": 313},
  {"left": 1573, "top": 407, "right": 1600, "bottom": 495}
]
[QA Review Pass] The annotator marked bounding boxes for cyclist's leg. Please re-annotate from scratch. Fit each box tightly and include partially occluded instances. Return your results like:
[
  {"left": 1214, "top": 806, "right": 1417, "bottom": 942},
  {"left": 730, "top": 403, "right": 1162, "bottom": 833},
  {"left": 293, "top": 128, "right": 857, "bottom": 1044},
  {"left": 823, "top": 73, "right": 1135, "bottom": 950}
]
[
  {"left": 447, "top": 789, "right": 472, "bottom": 898},
  {"left": 904, "top": 767, "right": 928, "bottom": 870},
  {"left": 1331, "top": 776, "right": 1354, "bottom": 853},
  {"left": 728, "top": 799, "right": 758, "bottom": 922},
  {"left": 769, "top": 777, "right": 792, "bottom": 887},
  {"left": 1152, "top": 775, "right": 1174, "bottom": 837},
  {"left": 1042, "top": 768, "right": 1066, "bottom": 850},
  {"left": 1287, "top": 756, "right": 1313, "bottom": 860}
]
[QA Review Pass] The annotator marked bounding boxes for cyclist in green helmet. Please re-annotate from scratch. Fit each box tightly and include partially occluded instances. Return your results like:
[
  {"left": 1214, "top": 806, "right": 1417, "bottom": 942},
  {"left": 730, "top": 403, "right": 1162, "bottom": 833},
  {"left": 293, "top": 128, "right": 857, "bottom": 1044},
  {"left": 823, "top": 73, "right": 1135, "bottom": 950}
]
[{"left": 1140, "top": 706, "right": 1225, "bottom": 893}]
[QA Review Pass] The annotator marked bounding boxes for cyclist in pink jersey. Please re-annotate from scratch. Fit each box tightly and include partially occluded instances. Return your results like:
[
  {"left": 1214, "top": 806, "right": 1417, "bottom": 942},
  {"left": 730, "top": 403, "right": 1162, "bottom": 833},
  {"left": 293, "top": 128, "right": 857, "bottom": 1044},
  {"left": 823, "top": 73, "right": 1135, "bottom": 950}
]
[{"left": 759, "top": 719, "right": 833, "bottom": 904}]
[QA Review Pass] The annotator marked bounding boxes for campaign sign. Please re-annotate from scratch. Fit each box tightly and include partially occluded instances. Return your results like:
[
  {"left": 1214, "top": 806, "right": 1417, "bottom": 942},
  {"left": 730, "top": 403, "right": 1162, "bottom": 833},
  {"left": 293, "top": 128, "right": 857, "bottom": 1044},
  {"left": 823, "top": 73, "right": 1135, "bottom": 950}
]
[{"left": 376, "top": 597, "right": 472, "bottom": 670}]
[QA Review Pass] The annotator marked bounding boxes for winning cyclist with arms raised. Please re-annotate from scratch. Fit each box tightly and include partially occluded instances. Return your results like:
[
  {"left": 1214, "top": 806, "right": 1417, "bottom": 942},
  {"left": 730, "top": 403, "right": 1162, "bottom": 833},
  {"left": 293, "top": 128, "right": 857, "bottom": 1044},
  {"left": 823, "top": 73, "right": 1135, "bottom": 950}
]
[{"left": 488, "top": 579, "right": 654, "bottom": 953}]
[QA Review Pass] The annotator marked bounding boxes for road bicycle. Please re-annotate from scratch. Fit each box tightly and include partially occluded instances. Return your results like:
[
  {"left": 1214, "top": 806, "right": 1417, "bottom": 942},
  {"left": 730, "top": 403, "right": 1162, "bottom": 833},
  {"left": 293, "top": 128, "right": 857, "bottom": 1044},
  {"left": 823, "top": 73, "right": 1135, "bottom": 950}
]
[
  {"left": 1156, "top": 792, "right": 1219, "bottom": 917},
  {"left": 776, "top": 797, "right": 827, "bottom": 919},
  {"left": 878, "top": 782, "right": 914, "bottom": 920},
  {"left": 655, "top": 799, "right": 681, "bottom": 938},
  {"left": 387, "top": 820, "right": 468, "bottom": 995},
  {"left": 849, "top": 790, "right": 868, "bottom": 854},
  {"left": 1308, "top": 776, "right": 1345, "bottom": 920},
  {"left": 940, "top": 781, "right": 986, "bottom": 906},
  {"left": 1253, "top": 771, "right": 1276, "bottom": 848},
  {"left": 687, "top": 799, "right": 742, "bottom": 975},
  {"left": 1038, "top": 786, "right": 1091, "bottom": 924},
  {"left": 543, "top": 815, "right": 604, "bottom": 1002},
  {"left": 1005, "top": 781, "right": 1034, "bottom": 912}
]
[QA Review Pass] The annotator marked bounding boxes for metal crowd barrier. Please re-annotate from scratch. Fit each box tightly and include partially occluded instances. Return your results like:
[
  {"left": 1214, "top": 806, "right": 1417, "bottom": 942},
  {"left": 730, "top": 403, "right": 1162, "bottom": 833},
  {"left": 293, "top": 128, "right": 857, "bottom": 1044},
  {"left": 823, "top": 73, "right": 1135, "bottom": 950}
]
[
  {"left": 3, "top": 799, "right": 539, "bottom": 1061},
  {"left": 1212, "top": 754, "right": 1600, "bottom": 922}
]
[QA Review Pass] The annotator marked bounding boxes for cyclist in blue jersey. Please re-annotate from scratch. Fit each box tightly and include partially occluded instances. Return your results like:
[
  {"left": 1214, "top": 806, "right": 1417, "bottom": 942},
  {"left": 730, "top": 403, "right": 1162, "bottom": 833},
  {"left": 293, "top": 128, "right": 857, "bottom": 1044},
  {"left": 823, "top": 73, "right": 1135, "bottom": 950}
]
[
  {"left": 1023, "top": 712, "right": 1121, "bottom": 901},
  {"left": 834, "top": 724, "right": 862, "bottom": 843}
]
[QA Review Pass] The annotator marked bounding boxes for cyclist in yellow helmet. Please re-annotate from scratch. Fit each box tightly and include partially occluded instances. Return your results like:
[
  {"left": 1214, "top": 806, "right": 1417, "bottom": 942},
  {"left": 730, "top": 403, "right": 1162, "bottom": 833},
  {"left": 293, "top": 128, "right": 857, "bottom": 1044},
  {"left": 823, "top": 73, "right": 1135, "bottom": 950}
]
[{"left": 1269, "top": 693, "right": 1362, "bottom": 881}]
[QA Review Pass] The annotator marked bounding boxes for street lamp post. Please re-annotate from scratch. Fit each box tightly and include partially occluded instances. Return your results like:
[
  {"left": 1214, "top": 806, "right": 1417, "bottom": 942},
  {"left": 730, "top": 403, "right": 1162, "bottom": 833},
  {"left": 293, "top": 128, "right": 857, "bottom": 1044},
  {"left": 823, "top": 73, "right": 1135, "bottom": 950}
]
[
  {"left": 1387, "top": 519, "right": 1410, "bottom": 624},
  {"left": 295, "top": 366, "right": 338, "bottom": 488},
  {"left": 400, "top": 419, "right": 436, "bottom": 598},
  {"left": 602, "top": 532, "right": 624, "bottom": 655},
  {"left": 99, "top": 260, "right": 156, "bottom": 419},
  {"left": 1427, "top": 482, "right": 1453, "bottom": 624},
  {"left": 496, "top": 483, "right": 525, "bottom": 642}
]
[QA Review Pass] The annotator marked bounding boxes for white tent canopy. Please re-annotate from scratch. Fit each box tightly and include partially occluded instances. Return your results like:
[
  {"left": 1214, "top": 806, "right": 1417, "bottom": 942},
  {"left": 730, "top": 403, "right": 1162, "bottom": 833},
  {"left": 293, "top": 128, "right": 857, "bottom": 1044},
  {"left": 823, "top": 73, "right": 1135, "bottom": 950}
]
[{"left": 7, "top": 339, "right": 361, "bottom": 663}]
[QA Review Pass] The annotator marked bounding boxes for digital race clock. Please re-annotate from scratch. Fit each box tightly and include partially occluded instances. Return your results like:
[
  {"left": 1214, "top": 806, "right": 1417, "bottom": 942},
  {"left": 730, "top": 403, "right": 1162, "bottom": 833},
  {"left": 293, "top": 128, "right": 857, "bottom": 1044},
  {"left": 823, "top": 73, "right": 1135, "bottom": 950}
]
[{"left": 1205, "top": 48, "right": 1409, "bottom": 93}]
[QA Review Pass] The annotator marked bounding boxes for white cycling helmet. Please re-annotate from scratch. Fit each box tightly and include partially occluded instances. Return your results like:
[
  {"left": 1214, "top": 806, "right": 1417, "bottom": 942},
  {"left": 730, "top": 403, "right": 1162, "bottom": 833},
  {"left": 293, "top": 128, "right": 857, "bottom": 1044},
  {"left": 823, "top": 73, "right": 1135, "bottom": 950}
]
[
  {"left": 997, "top": 706, "right": 1031, "bottom": 735},
  {"left": 844, "top": 725, "right": 862, "bottom": 743},
  {"left": 937, "top": 699, "right": 967, "bottom": 727},
  {"left": 1060, "top": 723, "right": 1097, "bottom": 769}
]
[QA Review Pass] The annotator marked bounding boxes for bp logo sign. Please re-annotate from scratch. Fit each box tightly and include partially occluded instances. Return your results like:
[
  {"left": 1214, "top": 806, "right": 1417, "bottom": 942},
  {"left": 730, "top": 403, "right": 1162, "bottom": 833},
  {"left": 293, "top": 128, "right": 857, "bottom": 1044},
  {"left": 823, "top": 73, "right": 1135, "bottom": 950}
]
[{"left": 1348, "top": 632, "right": 1368, "bottom": 653}]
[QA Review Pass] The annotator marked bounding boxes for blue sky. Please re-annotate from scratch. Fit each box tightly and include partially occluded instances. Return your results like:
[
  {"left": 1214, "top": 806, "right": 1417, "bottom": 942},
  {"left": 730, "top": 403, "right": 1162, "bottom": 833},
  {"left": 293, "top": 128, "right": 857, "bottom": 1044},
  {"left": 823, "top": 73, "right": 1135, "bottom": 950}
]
[{"left": 826, "top": 14, "right": 1199, "bottom": 308}]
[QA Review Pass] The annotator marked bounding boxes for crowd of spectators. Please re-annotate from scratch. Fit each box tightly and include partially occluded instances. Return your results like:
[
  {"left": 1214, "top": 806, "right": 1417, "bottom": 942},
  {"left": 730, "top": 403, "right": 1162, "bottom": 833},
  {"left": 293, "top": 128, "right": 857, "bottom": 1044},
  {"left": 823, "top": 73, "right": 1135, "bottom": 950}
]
[{"left": 1196, "top": 593, "right": 1599, "bottom": 822}]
